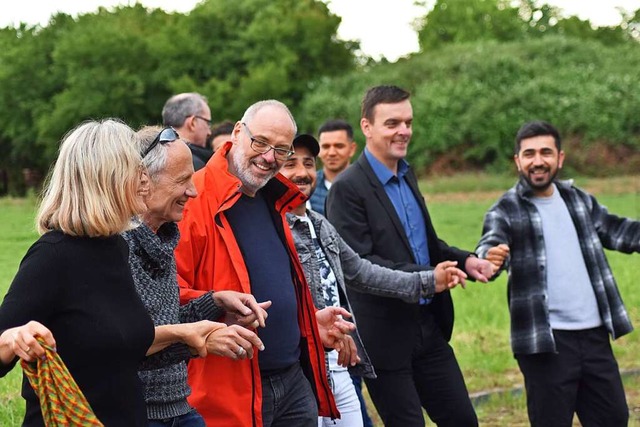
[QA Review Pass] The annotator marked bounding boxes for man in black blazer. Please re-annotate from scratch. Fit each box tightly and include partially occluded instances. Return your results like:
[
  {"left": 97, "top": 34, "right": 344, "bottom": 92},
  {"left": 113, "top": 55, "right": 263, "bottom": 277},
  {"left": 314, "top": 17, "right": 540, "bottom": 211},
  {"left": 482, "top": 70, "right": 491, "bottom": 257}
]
[{"left": 326, "top": 85, "right": 494, "bottom": 427}]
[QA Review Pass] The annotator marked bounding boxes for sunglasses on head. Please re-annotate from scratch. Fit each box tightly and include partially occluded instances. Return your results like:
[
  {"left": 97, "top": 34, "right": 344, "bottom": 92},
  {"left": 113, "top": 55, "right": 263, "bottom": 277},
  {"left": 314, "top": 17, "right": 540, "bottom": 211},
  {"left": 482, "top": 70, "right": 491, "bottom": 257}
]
[{"left": 141, "top": 127, "right": 180, "bottom": 158}]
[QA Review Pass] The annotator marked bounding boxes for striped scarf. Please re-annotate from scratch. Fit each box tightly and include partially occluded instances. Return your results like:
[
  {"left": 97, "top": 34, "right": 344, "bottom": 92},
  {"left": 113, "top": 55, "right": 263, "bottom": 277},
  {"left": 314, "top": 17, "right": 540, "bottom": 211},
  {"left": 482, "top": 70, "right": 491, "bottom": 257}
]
[{"left": 21, "top": 339, "right": 103, "bottom": 426}]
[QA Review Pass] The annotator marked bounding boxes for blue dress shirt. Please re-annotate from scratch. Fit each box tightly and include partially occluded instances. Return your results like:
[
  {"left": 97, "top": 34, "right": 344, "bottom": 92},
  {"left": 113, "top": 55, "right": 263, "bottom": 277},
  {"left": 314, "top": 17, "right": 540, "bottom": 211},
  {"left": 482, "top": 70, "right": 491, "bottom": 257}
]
[{"left": 364, "top": 149, "right": 431, "bottom": 304}]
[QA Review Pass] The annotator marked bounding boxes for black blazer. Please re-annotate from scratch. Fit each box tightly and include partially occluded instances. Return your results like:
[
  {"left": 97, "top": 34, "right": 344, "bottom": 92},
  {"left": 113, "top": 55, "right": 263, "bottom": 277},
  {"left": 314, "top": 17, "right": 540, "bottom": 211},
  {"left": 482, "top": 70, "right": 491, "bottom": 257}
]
[{"left": 326, "top": 153, "right": 471, "bottom": 369}]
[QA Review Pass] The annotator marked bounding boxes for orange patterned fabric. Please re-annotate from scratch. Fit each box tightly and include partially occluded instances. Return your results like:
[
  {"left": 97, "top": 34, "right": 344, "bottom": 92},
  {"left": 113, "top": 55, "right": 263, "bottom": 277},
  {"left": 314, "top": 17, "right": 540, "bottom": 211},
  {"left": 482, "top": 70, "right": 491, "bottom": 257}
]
[{"left": 21, "top": 339, "right": 103, "bottom": 426}]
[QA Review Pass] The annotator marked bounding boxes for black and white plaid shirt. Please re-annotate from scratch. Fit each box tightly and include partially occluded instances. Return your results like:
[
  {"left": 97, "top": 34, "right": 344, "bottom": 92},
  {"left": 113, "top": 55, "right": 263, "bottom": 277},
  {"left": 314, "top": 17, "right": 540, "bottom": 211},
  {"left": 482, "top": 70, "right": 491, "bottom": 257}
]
[{"left": 476, "top": 178, "right": 637, "bottom": 355}]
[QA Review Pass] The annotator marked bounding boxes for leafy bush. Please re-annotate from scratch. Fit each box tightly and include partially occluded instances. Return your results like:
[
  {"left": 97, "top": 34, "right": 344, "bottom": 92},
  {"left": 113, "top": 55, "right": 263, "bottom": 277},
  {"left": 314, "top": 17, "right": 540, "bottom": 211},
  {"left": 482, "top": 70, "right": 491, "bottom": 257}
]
[{"left": 297, "top": 36, "right": 640, "bottom": 175}]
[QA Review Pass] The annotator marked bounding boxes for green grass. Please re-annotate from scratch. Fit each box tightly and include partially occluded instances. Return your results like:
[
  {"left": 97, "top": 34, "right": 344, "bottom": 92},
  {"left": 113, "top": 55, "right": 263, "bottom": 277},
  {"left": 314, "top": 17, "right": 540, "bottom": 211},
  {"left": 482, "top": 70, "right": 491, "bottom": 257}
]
[
  {"left": 473, "top": 373, "right": 640, "bottom": 427},
  {"left": 0, "top": 197, "right": 38, "bottom": 424},
  {"left": 0, "top": 176, "right": 638, "bottom": 425}
]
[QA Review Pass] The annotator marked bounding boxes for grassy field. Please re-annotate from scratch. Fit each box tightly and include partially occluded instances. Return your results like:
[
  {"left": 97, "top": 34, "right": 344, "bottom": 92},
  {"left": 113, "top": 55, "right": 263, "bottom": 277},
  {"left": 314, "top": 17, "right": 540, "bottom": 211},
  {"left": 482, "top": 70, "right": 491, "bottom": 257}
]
[{"left": 0, "top": 175, "right": 638, "bottom": 425}]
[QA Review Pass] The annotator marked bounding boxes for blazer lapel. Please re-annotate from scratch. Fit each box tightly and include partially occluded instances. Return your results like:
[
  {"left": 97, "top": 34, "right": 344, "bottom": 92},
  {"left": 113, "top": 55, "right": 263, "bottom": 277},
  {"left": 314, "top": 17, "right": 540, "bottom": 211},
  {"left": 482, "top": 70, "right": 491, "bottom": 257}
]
[
  {"left": 404, "top": 168, "right": 441, "bottom": 262},
  {"left": 356, "top": 154, "right": 416, "bottom": 259}
]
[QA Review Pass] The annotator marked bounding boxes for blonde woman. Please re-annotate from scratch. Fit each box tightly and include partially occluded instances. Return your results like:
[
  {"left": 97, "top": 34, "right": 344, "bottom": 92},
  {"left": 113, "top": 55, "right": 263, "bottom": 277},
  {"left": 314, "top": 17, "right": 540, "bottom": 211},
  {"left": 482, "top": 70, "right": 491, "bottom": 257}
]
[{"left": 0, "top": 119, "right": 218, "bottom": 426}]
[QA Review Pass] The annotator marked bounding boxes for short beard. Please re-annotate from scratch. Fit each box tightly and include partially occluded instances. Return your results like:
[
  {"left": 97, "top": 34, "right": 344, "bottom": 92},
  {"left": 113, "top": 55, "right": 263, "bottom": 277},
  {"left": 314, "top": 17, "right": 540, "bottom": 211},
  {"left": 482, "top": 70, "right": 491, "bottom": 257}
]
[
  {"left": 231, "top": 145, "right": 276, "bottom": 194},
  {"left": 521, "top": 167, "right": 558, "bottom": 193}
]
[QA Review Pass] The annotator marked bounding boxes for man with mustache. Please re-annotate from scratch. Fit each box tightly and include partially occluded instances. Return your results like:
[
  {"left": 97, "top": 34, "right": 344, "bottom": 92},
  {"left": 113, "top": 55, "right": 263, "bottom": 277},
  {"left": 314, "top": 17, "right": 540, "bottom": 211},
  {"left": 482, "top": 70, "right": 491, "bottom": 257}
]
[
  {"left": 477, "top": 120, "right": 639, "bottom": 427},
  {"left": 326, "top": 85, "right": 494, "bottom": 427},
  {"left": 281, "top": 133, "right": 468, "bottom": 426},
  {"left": 174, "top": 100, "right": 356, "bottom": 427}
]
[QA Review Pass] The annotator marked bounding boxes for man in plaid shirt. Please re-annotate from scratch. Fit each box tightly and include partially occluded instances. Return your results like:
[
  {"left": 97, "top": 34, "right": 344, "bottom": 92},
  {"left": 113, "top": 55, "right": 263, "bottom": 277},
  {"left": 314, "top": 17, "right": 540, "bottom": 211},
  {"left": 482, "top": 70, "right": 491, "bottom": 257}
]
[{"left": 476, "top": 120, "right": 639, "bottom": 427}]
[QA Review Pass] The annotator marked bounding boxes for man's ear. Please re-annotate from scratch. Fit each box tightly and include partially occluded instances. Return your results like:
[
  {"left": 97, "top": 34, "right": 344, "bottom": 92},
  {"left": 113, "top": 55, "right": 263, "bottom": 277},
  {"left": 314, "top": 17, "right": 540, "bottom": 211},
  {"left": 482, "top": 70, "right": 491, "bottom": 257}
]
[
  {"left": 513, "top": 154, "right": 521, "bottom": 172},
  {"left": 138, "top": 169, "right": 151, "bottom": 198},
  {"left": 348, "top": 141, "right": 357, "bottom": 157},
  {"left": 186, "top": 115, "right": 198, "bottom": 131},
  {"left": 360, "top": 118, "right": 371, "bottom": 139},
  {"left": 231, "top": 121, "right": 243, "bottom": 143}
]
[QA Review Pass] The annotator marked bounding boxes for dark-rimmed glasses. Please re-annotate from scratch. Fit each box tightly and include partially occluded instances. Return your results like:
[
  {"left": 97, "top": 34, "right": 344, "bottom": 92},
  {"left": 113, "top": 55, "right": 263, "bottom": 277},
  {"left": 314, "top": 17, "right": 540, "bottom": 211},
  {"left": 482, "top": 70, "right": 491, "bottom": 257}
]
[
  {"left": 241, "top": 122, "right": 294, "bottom": 161},
  {"left": 141, "top": 127, "right": 180, "bottom": 158},
  {"left": 194, "top": 115, "right": 212, "bottom": 126}
]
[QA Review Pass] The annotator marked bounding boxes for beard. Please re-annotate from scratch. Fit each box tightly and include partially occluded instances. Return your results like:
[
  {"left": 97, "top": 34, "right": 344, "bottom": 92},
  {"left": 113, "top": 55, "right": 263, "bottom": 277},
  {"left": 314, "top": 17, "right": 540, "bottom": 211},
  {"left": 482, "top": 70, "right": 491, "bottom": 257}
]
[
  {"left": 230, "top": 144, "right": 277, "bottom": 194},
  {"left": 521, "top": 165, "right": 559, "bottom": 192},
  {"left": 290, "top": 177, "right": 315, "bottom": 199}
]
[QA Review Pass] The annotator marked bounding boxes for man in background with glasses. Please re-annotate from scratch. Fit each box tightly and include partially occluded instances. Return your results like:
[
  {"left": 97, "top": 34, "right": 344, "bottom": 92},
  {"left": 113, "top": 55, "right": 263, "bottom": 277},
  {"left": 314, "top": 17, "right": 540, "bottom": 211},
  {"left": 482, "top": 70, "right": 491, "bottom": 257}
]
[
  {"left": 175, "top": 100, "right": 357, "bottom": 427},
  {"left": 162, "top": 92, "right": 213, "bottom": 171}
]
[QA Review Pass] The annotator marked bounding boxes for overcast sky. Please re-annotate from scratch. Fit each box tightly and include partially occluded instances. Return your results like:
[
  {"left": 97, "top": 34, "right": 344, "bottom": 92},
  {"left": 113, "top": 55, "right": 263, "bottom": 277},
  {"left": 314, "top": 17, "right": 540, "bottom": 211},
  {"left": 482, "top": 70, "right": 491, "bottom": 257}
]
[{"left": 2, "top": 0, "right": 639, "bottom": 61}]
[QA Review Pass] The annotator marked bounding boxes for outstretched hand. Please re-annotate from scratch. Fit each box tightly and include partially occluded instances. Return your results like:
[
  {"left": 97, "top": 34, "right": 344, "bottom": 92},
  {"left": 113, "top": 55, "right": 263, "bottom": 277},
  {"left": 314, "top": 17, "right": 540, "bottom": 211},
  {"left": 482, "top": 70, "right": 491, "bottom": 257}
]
[{"left": 433, "top": 260, "right": 468, "bottom": 291}]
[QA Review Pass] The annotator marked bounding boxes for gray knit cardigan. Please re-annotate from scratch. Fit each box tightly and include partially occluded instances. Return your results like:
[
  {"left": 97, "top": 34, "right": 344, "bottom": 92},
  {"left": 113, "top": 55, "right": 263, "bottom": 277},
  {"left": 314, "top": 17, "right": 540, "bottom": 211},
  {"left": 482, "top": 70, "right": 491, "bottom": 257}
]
[{"left": 123, "top": 221, "right": 224, "bottom": 420}]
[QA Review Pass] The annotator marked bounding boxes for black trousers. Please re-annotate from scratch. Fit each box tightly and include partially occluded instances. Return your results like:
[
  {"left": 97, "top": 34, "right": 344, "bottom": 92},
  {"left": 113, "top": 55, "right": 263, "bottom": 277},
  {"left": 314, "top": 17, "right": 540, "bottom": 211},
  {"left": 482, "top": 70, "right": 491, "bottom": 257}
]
[
  {"left": 516, "top": 327, "right": 628, "bottom": 427},
  {"left": 364, "top": 311, "right": 477, "bottom": 427}
]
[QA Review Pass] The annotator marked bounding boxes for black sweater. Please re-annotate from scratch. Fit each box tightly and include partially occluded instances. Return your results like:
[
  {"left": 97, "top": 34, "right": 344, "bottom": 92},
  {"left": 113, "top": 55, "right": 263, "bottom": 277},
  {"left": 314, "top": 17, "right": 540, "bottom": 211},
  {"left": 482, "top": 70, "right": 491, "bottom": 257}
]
[{"left": 0, "top": 230, "right": 154, "bottom": 426}]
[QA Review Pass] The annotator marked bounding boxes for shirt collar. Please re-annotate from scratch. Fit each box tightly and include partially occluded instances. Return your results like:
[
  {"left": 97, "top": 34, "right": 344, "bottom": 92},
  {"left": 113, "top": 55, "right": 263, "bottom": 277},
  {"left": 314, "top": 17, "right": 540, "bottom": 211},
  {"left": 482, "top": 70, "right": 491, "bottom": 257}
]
[{"left": 364, "top": 147, "right": 410, "bottom": 184}]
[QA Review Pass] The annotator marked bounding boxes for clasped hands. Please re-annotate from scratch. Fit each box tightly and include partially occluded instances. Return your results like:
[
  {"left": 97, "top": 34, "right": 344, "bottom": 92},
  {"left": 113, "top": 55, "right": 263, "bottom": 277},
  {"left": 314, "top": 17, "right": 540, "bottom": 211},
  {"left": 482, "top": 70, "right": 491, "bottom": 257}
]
[
  {"left": 433, "top": 253, "right": 502, "bottom": 293},
  {"left": 484, "top": 244, "right": 510, "bottom": 274},
  {"left": 184, "top": 290, "right": 270, "bottom": 360},
  {"left": 211, "top": 293, "right": 361, "bottom": 367},
  {"left": 315, "top": 306, "right": 360, "bottom": 368}
]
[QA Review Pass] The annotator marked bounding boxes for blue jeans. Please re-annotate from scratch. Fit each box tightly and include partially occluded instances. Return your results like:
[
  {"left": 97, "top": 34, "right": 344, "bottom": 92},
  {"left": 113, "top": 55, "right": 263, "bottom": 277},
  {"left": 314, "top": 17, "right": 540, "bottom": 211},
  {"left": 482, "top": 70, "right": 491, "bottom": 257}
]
[
  {"left": 148, "top": 409, "right": 206, "bottom": 427},
  {"left": 261, "top": 362, "right": 318, "bottom": 427}
]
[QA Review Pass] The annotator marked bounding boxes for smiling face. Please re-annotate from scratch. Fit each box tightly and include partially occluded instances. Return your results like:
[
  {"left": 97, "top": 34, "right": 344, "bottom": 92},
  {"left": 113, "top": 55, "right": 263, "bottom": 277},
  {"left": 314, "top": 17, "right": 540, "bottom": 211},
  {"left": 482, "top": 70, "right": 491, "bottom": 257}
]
[
  {"left": 143, "top": 141, "right": 197, "bottom": 231},
  {"left": 228, "top": 105, "right": 295, "bottom": 196},
  {"left": 515, "top": 135, "right": 565, "bottom": 197},
  {"left": 361, "top": 99, "right": 413, "bottom": 172},
  {"left": 280, "top": 144, "right": 317, "bottom": 209},
  {"left": 318, "top": 129, "right": 356, "bottom": 177}
]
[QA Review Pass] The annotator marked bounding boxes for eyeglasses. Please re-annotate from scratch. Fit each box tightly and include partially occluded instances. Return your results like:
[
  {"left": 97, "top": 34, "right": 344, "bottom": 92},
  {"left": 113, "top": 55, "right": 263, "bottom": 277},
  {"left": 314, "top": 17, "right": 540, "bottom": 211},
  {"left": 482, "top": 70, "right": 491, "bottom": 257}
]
[
  {"left": 242, "top": 122, "right": 294, "bottom": 161},
  {"left": 194, "top": 115, "right": 212, "bottom": 126},
  {"left": 141, "top": 127, "right": 179, "bottom": 158}
]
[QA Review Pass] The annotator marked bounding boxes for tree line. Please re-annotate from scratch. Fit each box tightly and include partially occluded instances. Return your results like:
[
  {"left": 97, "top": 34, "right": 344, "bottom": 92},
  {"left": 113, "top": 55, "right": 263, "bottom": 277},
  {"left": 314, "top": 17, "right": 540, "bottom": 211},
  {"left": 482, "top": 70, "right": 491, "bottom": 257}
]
[{"left": 1, "top": 0, "right": 638, "bottom": 194}]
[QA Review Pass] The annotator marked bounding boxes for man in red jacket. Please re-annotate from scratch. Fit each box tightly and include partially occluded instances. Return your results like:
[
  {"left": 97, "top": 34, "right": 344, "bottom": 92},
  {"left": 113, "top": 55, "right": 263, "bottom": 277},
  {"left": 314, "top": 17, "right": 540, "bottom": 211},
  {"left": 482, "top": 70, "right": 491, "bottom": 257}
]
[{"left": 175, "top": 100, "right": 355, "bottom": 427}]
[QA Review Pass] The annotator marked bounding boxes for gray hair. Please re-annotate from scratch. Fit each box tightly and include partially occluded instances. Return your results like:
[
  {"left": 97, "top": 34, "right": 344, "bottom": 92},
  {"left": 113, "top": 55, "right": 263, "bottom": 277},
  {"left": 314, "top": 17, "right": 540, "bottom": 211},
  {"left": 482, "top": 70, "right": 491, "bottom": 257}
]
[
  {"left": 240, "top": 100, "right": 297, "bottom": 134},
  {"left": 137, "top": 125, "right": 170, "bottom": 182},
  {"left": 162, "top": 92, "right": 208, "bottom": 127}
]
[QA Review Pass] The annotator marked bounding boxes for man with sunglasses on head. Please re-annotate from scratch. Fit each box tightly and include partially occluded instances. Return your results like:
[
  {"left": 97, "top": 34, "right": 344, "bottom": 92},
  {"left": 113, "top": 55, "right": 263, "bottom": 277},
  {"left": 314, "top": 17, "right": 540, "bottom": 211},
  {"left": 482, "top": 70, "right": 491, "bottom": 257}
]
[
  {"left": 124, "top": 126, "right": 266, "bottom": 427},
  {"left": 162, "top": 92, "right": 213, "bottom": 171},
  {"left": 175, "top": 100, "right": 357, "bottom": 427}
]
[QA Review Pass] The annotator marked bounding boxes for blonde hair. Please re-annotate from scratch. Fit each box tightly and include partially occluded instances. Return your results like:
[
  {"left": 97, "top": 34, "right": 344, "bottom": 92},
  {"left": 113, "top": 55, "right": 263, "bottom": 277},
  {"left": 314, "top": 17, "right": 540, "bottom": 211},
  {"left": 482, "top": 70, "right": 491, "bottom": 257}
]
[{"left": 36, "top": 119, "right": 144, "bottom": 237}]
